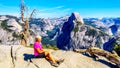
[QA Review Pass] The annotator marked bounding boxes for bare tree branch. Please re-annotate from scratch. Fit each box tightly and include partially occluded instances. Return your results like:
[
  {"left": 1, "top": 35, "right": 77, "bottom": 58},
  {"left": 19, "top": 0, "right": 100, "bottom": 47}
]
[
  {"left": 75, "top": 47, "right": 120, "bottom": 68},
  {"left": 29, "top": 9, "right": 36, "bottom": 20},
  {"left": 20, "top": 0, "right": 37, "bottom": 46},
  {"left": 20, "top": 0, "right": 26, "bottom": 22}
]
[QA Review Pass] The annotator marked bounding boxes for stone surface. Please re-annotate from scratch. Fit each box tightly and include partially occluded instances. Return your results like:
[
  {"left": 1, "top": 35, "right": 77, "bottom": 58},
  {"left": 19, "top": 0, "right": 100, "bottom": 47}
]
[
  {"left": 0, "top": 16, "right": 8, "bottom": 21},
  {"left": 0, "top": 15, "right": 120, "bottom": 46},
  {"left": 7, "top": 19, "right": 22, "bottom": 33},
  {"left": 0, "top": 45, "right": 116, "bottom": 68},
  {"left": 68, "top": 12, "right": 84, "bottom": 24}
]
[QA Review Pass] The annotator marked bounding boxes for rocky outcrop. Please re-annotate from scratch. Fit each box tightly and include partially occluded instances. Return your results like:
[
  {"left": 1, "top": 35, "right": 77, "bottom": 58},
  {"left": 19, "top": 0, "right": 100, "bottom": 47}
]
[
  {"left": 7, "top": 19, "right": 22, "bottom": 33},
  {"left": 110, "top": 24, "right": 120, "bottom": 35},
  {"left": 0, "top": 15, "right": 119, "bottom": 46},
  {"left": 84, "top": 17, "right": 120, "bottom": 36},
  {"left": 0, "top": 16, "right": 8, "bottom": 21},
  {"left": 0, "top": 28, "right": 20, "bottom": 45},
  {"left": 0, "top": 19, "right": 22, "bottom": 45},
  {"left": 0, "top": 45, "right": 116, "bottom": 68},
  {"left": 57, "top": 12, "right": 110, "bottom": 50},
  {"left": 68, "top": 12, "right": 84, "bottom": 24}
]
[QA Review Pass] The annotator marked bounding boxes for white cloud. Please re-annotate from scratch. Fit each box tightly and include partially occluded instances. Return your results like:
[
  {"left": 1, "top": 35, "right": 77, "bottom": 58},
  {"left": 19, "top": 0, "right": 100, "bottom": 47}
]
[
  {"left": 0, "top": 12, "right": 20, "bottom": 17},
  {"left": 36, "top": 6, "right": 73, "bottom": 18},
  {"left": 36, "top": 6, "right": 72, "bottom": 18},
  {"left": 0, "top": 4, "right": 72, "bottom": 18},
  {"left": 55, "top": 6, "right": 64, "bottom": 9},
  {"left": 37, "top": 8, "right": 72, "bottom": 18},
  {"left": 37, "top": 12, "right": 59, "bottom": 18},
  {"left": 39, "top": 6, "right": 64, "bottom": 12},
  {"left": 63, "top": 8, "right": 72, "bottom": 11}
]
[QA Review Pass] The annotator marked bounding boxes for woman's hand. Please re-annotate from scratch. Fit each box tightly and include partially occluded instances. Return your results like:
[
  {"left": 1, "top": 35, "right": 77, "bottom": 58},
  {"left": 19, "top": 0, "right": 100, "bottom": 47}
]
[{"left": 36, "top": 48, "right": 44, "bottom": 53}]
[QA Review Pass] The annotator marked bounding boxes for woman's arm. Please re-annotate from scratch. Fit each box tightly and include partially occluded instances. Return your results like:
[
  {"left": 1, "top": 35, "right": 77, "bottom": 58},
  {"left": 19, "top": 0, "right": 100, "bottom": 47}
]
[{"left": 36, "top": 48, "right": 44, "bottom": 53}]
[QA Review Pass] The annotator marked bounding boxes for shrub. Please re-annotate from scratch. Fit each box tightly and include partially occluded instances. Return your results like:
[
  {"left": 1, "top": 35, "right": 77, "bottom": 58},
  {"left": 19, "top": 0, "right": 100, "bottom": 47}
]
[
  {"left": 1, "top": 20, "right": 12, "bottom": 32},
  {"left": 114, "top": 44, "right": 120, "bottom": 56},
  {"left": 86, "top": 29, "right": 97, "bottom": 36},
  {"left": 99, "top": 31, "right": 109, "bottom": 36},
  {"left": 72, "top": 21, "right": 83, "bottom": 32},
  {"left": 73, "top": 26, "right": 79, "bottom": 32},
  {"left": 25, "top": 44, "right": 33, "bottom": 48},
  {"left": 1, "top": 20, "right": 7, "bottom": 28},
  {"left": 42, "top": 44, "right": 59, "bottom": 50},
  {"left": 12, "top": 32, "right": 21, "bottom": 39},
  {"left": 42, "top": 36, "right": 56, "bottom": 46}
]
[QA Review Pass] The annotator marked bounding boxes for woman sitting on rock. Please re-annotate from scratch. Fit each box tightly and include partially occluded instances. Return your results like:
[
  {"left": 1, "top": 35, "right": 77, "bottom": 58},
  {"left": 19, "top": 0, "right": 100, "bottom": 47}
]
[{"left": 34, "top": 35, "right": 64, "bottom": 67}]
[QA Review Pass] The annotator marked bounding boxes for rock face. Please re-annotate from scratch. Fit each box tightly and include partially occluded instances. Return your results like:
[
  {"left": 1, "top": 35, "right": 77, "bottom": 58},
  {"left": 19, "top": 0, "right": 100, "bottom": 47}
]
[
  {"left": 29, "top": 17, "right": 68, "bottom": 45},
  {"left": 110, "top": 24, "right": 120, "bottom": 35},
  {"left": 0, "top": 15, "right": 67, "bottom": 45},
  {"left": 0, "top": 45, "right": 115, "bottom": 68},
  {"left": 0, "top": 16, "right": 8, "bottom": 21},
  {"left": 7, "top": 19, "right": 22, "bottom": 33},
  {"left": 0, "top": 15, "right": 119, "bottom": 46},
  {"left": 84, "top": 17, "right": 120, "bottom": 36},
  {"left": 68, "top": 12, "right": 84, "bottom": 24},
  {"left": 0, "top": 18, "right": 22, "bottom": 45},
  {"left": 103, "top": 37, "right": 117, "bottom": 52},
  {"left": 57, "top": 12, "right": 110, "bottom": 50}
]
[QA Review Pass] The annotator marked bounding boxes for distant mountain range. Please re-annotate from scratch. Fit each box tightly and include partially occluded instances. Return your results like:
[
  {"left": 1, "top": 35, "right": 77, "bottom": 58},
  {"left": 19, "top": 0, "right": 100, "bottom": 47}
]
[
  {"left": 0, "top": 14, "right": 120, "bottom": 47},
  {"left": 84, "top": 17, "right": 120, "bottom": 36}
]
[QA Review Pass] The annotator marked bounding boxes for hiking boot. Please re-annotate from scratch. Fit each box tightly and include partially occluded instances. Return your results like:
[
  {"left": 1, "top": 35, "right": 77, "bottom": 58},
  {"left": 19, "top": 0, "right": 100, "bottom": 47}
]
[
  {"left": 51, "top": 62, "right": 59, "bottom": 67},
  {"left": 57, "top": 59, "right": 64, "bottom": 65}
]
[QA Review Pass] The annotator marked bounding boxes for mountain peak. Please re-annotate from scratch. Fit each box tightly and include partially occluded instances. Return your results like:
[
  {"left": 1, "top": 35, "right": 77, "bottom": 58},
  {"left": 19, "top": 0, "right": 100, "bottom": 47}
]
[{"left": 68, "top": 12, "right": 84, "bottom": 24}]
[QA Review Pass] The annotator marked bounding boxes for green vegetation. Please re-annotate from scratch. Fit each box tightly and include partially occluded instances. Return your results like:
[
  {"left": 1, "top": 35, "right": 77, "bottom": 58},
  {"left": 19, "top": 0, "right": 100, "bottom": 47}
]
[
  {"left": 1, "top": 20, "right": 12, "bottom": 32},
  {"left": 73, "top": 21, "right": 82, "bottom": 32},
  {"left": 1, "top": 20, "right": 7, "bottom": 29},
  {"left": 86, "top": 29, "right": 97, "bottom": 36},
  {"left": 114, "top": 44, "right": 120, "bottom": 56},
  {"left": 42, "top": 44, "right": 59, "bottom": 50},
  {"left": 26, "top": 44, "right": 34, "bottom": 48},
  {"left": 47, "top": 28, "right": 56, "bottom": 39},
  {"left": 73, "top": 26, "right": 79, "bottom": 32},
  {"left": 26, "top": 44, "right": 59, "bottom": 50},
  {"left": 12, "top": 32, "right": 21, "bottom": 39},
  {"left": 42, "top": 36, "right": 56, "bottom": 46},
  {"left": 27, "top": 27, "right": 58, "bottom": 50},
  {"left": 99, "top": 31, "right": 109, "bottom": 36}
]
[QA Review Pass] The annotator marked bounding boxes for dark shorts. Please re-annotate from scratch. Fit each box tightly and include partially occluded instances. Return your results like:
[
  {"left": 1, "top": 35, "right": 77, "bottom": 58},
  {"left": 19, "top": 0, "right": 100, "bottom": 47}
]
[{"left": 35, "top": 52, "right": 45, "bottom": 58}]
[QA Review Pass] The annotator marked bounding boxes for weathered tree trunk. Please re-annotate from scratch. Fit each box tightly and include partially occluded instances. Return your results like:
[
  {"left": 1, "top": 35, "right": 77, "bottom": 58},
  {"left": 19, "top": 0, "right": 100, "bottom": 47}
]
[
  {"left": 21, "top": 0, "right": 25, "bottom": 22},
  {"left": 75, "top": 47, "right": 120, "bottom": 68},
  {"left": 20, "top": 0, "right": 35, "bottom": 46}
]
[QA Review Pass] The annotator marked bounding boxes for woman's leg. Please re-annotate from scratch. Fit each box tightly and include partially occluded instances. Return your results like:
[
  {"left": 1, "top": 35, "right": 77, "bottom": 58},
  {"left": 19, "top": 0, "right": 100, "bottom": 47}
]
[{"left": 44, "top": 51, "right": 58, "bottom": 63}]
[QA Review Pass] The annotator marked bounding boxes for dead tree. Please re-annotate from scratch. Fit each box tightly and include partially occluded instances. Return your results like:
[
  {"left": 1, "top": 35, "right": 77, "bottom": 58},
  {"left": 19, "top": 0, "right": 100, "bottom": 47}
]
[
  {"left": 20, "top": 0, "right": 36, "bottom": 46},
  {"left": 75, "top": 47, "right": 120, "bottom": 68}
]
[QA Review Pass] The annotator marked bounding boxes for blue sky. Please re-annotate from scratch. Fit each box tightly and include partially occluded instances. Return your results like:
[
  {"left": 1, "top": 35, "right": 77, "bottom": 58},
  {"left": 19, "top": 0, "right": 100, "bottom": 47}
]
[{"left": 0, "top": 0, "right": 120, "bottom": 18}]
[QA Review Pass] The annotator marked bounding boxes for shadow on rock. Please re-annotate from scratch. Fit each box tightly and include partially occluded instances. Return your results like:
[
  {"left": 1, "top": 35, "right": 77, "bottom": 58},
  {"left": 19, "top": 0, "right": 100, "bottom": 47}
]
[
  {"left": 23, "top": 53, "right": 59, "bottom": 67},
  {"left": 98, "top": 59, "right": 117, "bottom": 68},
  {"left": 82, "top": 53, "right": 116, "bottom": 68},
  {"left": 23, "top": 53, "right": 35, "bottom": 62},
  {"left": 23, "top": 54, "right": 51, "bottom": 63}
]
